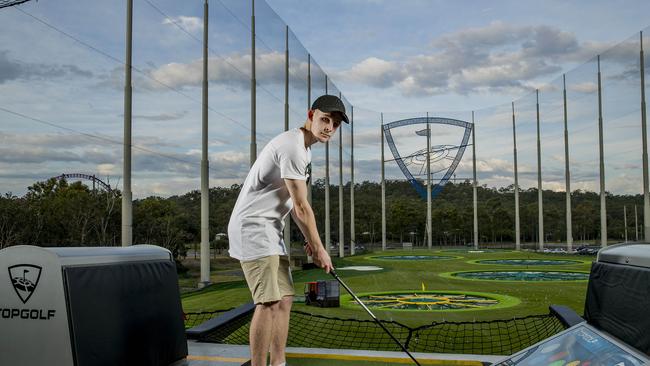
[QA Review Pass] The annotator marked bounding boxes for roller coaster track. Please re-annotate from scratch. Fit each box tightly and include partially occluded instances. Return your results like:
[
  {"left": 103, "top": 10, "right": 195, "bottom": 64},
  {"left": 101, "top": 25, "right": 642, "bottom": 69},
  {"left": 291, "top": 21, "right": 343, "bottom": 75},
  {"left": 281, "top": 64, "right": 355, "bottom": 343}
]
[{"left": 53, "top": 173, "right": 112, "bottom": 192}]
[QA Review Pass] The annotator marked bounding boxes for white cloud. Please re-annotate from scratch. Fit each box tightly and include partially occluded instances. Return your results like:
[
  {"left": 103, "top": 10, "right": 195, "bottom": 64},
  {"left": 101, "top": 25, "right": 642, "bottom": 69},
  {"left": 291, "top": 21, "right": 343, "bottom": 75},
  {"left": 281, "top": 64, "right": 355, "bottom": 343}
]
[
  {"left": 117, "top": 51, "right": 309, "bottom": 92},
  {"left": 97, "top": 163, "right": 118, "bottom": 176},
  {"left": 569, "top": 82, "right": 598, "bottom": 94},
  {"left": 473, "top": 158, "right": 513, "bottom": 174},
  {"left": 162, "top": 16, "right": 203, "bottom": 33},
  {"left": 338, "top": 22, "right": 619, "bottom": 97},
  {"left": 209, "top": 150, "right": 248, "bottom": 165},
  {"left": 339, "top": 57, "right": 404, "bottom": 88},
  {"left": 541, "top": 181, "right": 566, "bottom": 191}
]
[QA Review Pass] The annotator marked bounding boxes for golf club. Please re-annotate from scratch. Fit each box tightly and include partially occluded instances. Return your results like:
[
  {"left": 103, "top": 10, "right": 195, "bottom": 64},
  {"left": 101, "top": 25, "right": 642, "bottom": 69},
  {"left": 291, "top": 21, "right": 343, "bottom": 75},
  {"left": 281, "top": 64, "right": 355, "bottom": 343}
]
[{"left": 330, "top": 268, "right": 422, "bottom": 366}]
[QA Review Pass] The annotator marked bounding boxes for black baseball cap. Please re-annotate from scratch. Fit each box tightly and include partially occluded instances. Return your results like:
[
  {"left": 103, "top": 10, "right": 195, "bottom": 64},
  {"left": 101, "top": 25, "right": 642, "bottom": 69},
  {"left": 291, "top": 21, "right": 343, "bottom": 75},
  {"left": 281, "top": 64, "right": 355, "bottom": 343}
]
[{"left": 311, "top": 95, "right": 350, "bottom": 124}]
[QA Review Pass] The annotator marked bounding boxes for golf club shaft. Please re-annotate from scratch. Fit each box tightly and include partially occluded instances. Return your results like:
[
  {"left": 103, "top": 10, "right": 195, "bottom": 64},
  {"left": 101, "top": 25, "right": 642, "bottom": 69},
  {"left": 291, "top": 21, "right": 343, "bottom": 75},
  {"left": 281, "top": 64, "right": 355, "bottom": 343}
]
[{"left": 330, "top": 269, "right": 421, "bottom": 366}]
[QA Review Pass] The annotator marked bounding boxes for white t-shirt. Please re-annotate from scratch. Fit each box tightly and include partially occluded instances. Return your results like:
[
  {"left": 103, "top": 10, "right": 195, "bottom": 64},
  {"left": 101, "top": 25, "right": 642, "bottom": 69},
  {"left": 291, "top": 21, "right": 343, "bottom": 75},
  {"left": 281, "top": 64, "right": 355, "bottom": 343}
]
[{"left": 228, "top": 128, "right": 311, "bottom": 261}]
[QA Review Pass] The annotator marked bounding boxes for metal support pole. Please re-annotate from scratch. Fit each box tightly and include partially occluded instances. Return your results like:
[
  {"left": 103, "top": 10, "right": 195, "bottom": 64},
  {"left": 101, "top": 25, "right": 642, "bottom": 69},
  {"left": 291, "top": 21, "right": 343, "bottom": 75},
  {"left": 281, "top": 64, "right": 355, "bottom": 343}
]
[
  {"left": 597, "top": 55, "right": 607, "bottom": 247},
  {"left": 426, "top": 113, "right": 432, "bottom": 250},
  {"left": 284, "top": 29, "right": 289, "bottom": 133},
  {"left": 199, "top": 0, "right": 211, "bottom": 287},
  {"left": 563, "top": 74, "right": 573, "bottom": 252},
  {"left": 339, "top": 93, "right": 344, "bottom": 258},
  {"left": 623, "top": 205, "right": 627, "bottom": 243},
  {"left": 283, "top": 25, "right": 291, "bottom": 264},
  {"left": 250, "top": 0, "right": 257, "bottom": 166},
  {"left": 512, "top": 102, "right": 521, "bottom": 251},
  {"left": 307, "top": 54, "right": 312, "bottom": 206},
  {"left": 122, "top": 0, "right": 133, "bottom": 247},
  {"left": 634, "top": 205, "right": 639, "bottom": 241},
  {"left": 306, "top": 54, "right": 313, "bottom": 264},
  {"left": 536, "top": 89, "right": 544, "bottom": 251},
  {"left": 325, "top": 76, "right": 330, "bottom": 254},
  {"left": 381, "top": 115, "right": 386, "bottom": 251},
  {"left": 350, "top": 106, "right": 355, "bottom": 255},
  {"left": 472, "top": 111, "right": 478, "bottom": 250},
  {"left": 640, "top": 32, "right": 650, "bottom": 242}
]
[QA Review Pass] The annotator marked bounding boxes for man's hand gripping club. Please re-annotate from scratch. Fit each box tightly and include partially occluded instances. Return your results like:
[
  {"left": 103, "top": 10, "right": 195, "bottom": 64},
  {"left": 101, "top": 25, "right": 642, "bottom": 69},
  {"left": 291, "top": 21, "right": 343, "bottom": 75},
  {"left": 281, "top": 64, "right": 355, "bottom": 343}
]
[{"left": 303, "top": 240, "right": 333, "bottom": 273}]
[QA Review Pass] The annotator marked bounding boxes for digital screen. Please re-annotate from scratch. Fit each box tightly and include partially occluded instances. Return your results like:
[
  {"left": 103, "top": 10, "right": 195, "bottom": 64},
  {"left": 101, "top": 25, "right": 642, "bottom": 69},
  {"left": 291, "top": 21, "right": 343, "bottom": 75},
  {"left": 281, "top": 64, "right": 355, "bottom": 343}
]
[{"left": 494, "top": 324, "right": 649, "bottom": 366}]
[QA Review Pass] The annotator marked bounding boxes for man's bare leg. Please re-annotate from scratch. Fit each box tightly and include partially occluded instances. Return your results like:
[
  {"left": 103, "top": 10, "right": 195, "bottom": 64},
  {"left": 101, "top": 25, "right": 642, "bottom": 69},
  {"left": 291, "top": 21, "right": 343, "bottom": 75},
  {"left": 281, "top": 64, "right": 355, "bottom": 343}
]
[
  {"left": 250, "top": 302, "right": 279, "bottom": 366},
  {"left": 269, "top": 295, "right": 293, "bottom": 366}
]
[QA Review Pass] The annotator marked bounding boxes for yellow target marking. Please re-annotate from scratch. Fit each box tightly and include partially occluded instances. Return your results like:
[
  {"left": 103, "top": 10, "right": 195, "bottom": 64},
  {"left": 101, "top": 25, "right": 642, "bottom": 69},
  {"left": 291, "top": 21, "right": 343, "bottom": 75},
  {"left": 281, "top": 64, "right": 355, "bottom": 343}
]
[{"left": 351, "top": 292, "right": 500, "bottom": 310}]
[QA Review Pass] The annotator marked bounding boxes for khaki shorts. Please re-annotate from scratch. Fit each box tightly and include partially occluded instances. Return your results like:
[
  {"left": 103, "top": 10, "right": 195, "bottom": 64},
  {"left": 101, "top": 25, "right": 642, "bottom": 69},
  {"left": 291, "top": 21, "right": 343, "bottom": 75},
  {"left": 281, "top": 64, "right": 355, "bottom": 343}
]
[{"left": 240, "top": 255, "right": 295, "bottom": 304}]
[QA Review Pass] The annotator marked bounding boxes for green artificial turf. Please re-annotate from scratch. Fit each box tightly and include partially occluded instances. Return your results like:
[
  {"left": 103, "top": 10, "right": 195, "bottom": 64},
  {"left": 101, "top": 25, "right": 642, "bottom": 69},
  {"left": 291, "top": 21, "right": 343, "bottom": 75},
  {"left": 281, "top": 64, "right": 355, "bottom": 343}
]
[{"left": 180, "top": 248, "right": 592, "bottom": 326}]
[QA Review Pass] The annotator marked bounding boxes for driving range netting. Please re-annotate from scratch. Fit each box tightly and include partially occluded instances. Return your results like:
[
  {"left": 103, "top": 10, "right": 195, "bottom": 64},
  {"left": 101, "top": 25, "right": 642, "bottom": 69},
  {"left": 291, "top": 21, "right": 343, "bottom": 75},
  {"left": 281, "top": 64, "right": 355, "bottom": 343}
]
[
  {"left": 185, "top": 309, "right": 565, "bottom": 355},
  {"left": 183, "top": 307, "right": 234, "bottom": 329}
]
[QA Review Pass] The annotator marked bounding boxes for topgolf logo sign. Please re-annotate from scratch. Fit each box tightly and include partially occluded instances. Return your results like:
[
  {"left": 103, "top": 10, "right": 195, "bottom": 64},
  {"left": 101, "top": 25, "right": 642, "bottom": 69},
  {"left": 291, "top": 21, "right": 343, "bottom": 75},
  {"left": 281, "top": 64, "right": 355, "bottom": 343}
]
[
  {"left": 8, "top": 264, "right": 42, "bottom": 304},
  {"left": 2, "top": 264, "right": 55, "bottom": 321}
]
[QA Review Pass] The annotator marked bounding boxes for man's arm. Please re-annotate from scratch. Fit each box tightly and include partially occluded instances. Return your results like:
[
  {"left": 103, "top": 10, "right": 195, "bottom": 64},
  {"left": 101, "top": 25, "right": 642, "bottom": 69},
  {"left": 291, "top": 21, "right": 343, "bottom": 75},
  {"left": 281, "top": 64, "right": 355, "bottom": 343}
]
[{"left": 284, "top": 178, "right": 332, "bottom": 272}]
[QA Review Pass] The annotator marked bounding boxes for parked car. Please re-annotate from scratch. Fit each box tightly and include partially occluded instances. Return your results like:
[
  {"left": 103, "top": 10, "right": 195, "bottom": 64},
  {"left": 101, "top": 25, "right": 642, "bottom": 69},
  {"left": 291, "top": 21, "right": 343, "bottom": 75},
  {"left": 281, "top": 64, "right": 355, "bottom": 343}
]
[
  {"left": 575, "top": 245, "right": 599, "bottom": 255},
  {"left": 543, "top": 247, "right": 567, "bottom": 254}
]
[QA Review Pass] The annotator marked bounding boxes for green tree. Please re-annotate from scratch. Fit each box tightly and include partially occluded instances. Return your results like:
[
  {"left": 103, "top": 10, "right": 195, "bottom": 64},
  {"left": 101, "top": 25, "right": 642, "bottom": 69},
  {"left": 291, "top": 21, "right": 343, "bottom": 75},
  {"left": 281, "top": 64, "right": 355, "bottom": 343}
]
[{"left": 133, "top": 197, "right": 189, "bottom": 259}]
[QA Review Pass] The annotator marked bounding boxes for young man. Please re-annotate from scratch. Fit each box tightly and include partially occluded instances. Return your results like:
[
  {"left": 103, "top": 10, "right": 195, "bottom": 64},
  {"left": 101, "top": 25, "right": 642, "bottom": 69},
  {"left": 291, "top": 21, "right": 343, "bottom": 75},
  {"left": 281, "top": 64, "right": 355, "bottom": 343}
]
[{"left": 228, "top": 95, "right": 349, "bottom": 366}]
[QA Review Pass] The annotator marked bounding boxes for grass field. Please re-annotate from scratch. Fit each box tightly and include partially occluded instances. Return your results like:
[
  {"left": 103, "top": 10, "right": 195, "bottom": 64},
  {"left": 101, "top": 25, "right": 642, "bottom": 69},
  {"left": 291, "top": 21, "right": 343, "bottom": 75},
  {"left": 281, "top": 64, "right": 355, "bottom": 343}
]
[{"left": 180, "top": 248, "right": 593, "bottom": 326}]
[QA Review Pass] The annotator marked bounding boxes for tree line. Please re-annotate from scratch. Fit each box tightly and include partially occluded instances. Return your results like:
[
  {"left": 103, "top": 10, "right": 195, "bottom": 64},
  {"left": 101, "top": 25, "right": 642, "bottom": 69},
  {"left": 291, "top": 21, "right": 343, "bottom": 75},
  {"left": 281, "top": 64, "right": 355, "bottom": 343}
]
[{"left": 0, "top": 177, "right": 644, "bottom": 257}]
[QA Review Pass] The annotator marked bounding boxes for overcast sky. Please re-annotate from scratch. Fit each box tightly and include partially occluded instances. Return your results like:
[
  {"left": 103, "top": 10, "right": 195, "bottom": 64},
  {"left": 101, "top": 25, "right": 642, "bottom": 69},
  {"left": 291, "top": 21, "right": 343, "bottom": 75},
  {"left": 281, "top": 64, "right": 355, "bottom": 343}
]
[{"left": 1, "top": 0, "right": 649, "bottom": 198}]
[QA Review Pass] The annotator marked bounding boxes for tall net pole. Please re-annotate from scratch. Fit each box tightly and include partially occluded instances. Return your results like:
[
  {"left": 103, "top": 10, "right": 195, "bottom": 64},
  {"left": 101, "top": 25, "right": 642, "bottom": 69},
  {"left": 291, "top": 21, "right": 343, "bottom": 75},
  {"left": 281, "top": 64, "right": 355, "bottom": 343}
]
[
  {"left": 381, "top": 115, "right": 386, "bottom": 251},
  {"left": 472, "top": 112, "right": 478, "bottom": 250},
  {"left": 640, "top": 32, "right": 650, "bottom": 242},
  {"left": 122, "top": 0, "right": 133, "bottom": 247},
  {"left": 250, "top": 0, "right": 257, "bottom": 166},
  {"left": 512, "top": 102, "right": 521, "bottom": 251},
  {"left": 284, "top": 25, "right": 291, "bottom": 264},
  {"left": 306, "top": 54, "right": 313, "bottom": 264},
  {"left": 563, "top": 74, "right": 573, "bottom": 252},
  {"left": 339, "top": 92, "right": 344, "bottom": 258},
  {"left": 199, "top": 0, "right": 211, "bottom": 287},
  {"left": 536, "top": 89, "right": 544, "bottom": 251},
  {"left": 623, "top": 205, "right": 627, "bottom": 243},
  {"left": 634, "top": 205, "right": 639, "bottom": 241},
  {"left": 307, "top": 54, "right": 312, "bottom": 206},
  {"left": 325, "top": 77, "right": 330, "bottom": 254},
  {"left": 597, "top": 55, "right": 607, "bottom": 247},
  {"left": 350, "top": 106, "right": 355, "bottom": 255},
  {"left": 426, "top": 113, "right": 432, "bottom": 250}
]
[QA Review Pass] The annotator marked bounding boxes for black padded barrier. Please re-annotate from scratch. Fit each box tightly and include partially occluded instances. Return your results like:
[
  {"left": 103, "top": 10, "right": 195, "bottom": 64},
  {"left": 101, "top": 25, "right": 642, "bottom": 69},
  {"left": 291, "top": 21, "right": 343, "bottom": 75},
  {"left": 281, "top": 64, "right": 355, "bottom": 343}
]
[
  {"left": 585, "top": 261, "right": 650, "bottom": 355},
  {"left": 64, "top": 260, "right": 188, "bottom": 366}
]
